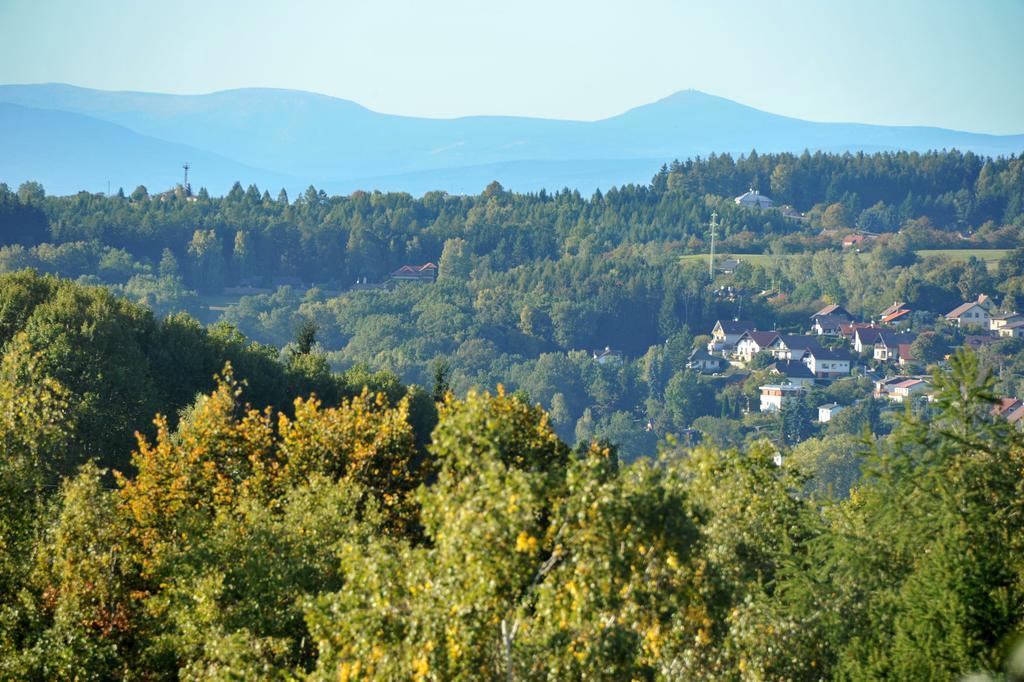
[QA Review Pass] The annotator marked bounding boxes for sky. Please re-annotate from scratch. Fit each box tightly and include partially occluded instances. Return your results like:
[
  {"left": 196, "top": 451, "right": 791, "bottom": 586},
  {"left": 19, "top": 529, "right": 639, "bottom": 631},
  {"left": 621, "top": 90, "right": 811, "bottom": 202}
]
[{"left": 0, "top": 0, "right": 1022, "bottom": 134}]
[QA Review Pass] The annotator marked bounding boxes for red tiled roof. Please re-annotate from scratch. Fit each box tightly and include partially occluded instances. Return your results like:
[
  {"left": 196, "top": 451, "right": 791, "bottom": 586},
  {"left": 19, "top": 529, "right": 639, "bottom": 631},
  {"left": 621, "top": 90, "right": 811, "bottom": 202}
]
[
  {"left": 993, "top": 398, "right": 1024, "bottom": 416},
  {"left": 881, "top": 309, "right": 910, "bottom": 323}
]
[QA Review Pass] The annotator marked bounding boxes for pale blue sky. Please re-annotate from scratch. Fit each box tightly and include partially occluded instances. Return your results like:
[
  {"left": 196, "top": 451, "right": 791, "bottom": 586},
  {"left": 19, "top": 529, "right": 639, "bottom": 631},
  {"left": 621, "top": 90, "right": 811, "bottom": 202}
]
[{"left": 1, "top": 0, "right": 1021, "bottom": 133}]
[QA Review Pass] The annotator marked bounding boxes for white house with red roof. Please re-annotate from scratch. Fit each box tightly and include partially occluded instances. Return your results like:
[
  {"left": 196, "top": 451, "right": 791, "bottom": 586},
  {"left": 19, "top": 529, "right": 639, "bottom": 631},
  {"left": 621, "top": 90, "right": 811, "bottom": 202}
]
[{"left": 888, "top": 378, "right": 931, "bottom": 403}]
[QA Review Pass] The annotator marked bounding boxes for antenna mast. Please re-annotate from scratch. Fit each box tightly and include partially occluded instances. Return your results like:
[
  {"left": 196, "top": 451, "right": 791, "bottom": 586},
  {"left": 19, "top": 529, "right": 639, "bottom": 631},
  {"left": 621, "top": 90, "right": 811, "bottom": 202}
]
[
  {"left": 182, "top": 162, "right": 191, "bottom": 196},
  {"left": 709, "top": 210, "right": 718, "bottom": 278}
]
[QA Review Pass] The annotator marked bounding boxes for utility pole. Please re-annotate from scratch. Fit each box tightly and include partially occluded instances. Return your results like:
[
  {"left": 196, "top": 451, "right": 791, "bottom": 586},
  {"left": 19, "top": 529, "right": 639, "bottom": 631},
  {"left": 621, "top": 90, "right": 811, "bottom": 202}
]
[{"left": 708, "top": 210, "right": 718, "bottom": 278}]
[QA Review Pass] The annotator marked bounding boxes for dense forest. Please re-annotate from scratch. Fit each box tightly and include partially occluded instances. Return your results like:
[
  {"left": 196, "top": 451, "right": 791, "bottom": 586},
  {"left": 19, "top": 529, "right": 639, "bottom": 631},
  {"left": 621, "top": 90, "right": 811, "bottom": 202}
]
[{"left": 0, "top": 271, "right": 1022, "bottom": 679}]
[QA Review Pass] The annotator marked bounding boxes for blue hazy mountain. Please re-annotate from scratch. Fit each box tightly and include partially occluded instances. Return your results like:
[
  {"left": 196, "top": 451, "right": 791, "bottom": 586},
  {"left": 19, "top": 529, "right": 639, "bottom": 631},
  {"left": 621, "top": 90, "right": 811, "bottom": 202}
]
[
  {"left": 1, "top": 84, "right": 1021, "bottom": 196},
  {"left": 0, "top": 102, "right": 295, "bottom": 196}
]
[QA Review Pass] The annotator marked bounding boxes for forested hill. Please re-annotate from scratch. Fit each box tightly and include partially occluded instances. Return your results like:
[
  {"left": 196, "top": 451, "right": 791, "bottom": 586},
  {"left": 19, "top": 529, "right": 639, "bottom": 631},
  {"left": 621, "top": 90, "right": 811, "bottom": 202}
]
[
  {"left": 1, "top": 83, "right": 1022, "bottom": 194},
  {"left": 3, "top": 149, "right": 1024, "bottom": 460},
  {"left": 4, "top": 148, "right": 1022, "bottom": 287}
]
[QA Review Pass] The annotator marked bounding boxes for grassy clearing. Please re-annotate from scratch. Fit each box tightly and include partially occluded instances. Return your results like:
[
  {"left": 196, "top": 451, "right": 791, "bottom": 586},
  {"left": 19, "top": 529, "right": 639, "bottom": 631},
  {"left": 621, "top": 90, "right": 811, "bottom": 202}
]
[
  {"left": 681, "top": 249, "right": 1012, "bottom": 271},
  {"left": 914, "top": 249, "right": 1010, "bottom": 269}
]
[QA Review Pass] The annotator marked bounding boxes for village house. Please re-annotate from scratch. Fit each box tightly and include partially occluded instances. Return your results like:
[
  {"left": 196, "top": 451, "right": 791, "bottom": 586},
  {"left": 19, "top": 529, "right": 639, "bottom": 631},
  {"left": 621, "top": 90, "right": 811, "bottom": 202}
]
[
  {"left": 718, "top": 258, "right": 742, "bottom": 274},
  {"left": 993, "top": 398, "right": 1024, "bottom": 421},
  {"left": 766, "top": 334, "right": 821, "bottom": 361},
  {"left": 734, "top": 189, "right": 774, "bottom": 209},
  {"left": 1009, "top": 407, "right": 1024, "bottom": 430},
  {"left": 897, "top": 343, "right": 919, "bottom": 369},
  {"left": 842, "top": 322, "right": 878, "bottom": 342},
  {"left": 998, "top": 320, "right": 1024, "bottom": 338},
  {"left": 390, "top": 262, "right": 438, "bottom": 283},
  {"left": 989, "top": 312, "right": 1023, "bottom": 332},
  {"left": 945, "top": 295, "right": 992, "bottom": 328},
  {"left": 709, "top": 319, "right": 756, "bottom": 355},
  {"left": 803, "top": 347, "right": 853, "bottom": 378},
  {"left": 765, "top": 360, "right": 817, "bottom": 388},
  {"left": 735, "top": 330, "right": 780, "bottom": 363},
  {"left": 1003, "top": 402, "right": 1024, "bottom": 430},
  {"left": 879, "top": 301, "right": 912, "bottom": 325},
  {"left": 842, "top": 233, "right": 878, "bottom": 249},
  {"left": 887, "top": 378, "right": 931, "bottom": 404},
  {"left": 812, "top": 304, "right": 852, "bottom": 321},
  {"left": 812, "top": 315, "right": 848, "bottom": 336},
  {"left": 759, "top": 383, "right": 805, "bottom": 412},
  {"left": 818, "top": 403, "right": 845, "bottom": 423},
  {"left": 854, "top": 326, "right": 885, "bottom": 354},
  {"left": 842, "top": 234, "right": 867, "bottom": 249},
  {"left": 874, "top": 331, "right": 917, "bottom": 362},
  {"left": 874, "top": 376, "right": 906, "bottom": 399},
  {"left": 687, "top": 348, "right": 728, "bottom": 374}
]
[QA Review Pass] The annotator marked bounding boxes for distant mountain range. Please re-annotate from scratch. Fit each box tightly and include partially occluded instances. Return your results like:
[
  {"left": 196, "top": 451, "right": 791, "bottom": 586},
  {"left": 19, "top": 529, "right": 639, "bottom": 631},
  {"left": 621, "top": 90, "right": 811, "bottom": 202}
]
[{"left": 1, "top": 83, "right": 1022, "bottom": 196}]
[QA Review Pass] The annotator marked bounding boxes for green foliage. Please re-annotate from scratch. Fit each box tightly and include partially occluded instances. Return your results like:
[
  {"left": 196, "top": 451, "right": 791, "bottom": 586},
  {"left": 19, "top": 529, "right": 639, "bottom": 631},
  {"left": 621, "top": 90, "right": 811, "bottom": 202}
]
[{"left": 2, "top": 147, "right": 1024, "bottom": 677}]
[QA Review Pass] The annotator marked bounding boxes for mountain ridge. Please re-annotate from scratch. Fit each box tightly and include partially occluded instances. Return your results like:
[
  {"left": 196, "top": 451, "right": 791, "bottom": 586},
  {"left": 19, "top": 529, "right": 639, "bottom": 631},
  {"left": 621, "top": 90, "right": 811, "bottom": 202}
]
[{"left": 1, "top": 83, "right": 1021, "bottom": 196}]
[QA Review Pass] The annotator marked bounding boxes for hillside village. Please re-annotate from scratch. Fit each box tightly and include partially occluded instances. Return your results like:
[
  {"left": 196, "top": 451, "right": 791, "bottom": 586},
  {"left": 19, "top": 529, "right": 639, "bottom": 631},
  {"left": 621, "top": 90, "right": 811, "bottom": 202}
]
[{"left": 690, "top": 295, "right": 1024, "bottom": 433}]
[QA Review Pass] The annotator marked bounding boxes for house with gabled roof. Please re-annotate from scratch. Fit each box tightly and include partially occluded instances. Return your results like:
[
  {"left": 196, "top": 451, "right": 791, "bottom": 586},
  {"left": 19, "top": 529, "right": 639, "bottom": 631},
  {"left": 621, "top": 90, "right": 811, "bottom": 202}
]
[
  {"left": 842, "top": 322, "right": 877, "bottom": 342},
  {"left": 736, "top": 330, "right": 780, "bottom": 363},
  {"left": 768, "top": 334, "right": 822, "bottom": 361},
  {"left": 718, "top": 258, "right": 742, "bottom": 274},
  {"left": 812, "top": 315, "right": 848, "bottom": 336},
  {"left": 989, "top": 312, "right": 1023, "bottom": 332},
  {"left": 390, "top": 262, "right": 438, "bottom": 283},
  {"left": 874, "top": 331, "right": 917, "bottom": 362},
  {"left": 946, "top": 296, "right": 991, "bottom": 328},
  {"left": 879, "top": 301, "right": 912, "bottom": 325},
  {"left": 888, "top": 378, "right": 931, "bottom": 403},
  {"left": 897, "top": 343, "right": 920, "bottom": 368},
  {"left": 818, "top": 403, "right": 846, "bottom": 423},
  {"left": 998, "top": 320, "right": 1024, "bottom": 338},
  {"left": 709, "top": 319, "right": 756, "bottom": 354},
  {"left": 687, "top": 348, "right": 728, "bottom": 374},
  {"left": 854, "top": 326, "right": 885, "bottom": 353},
  {"left": 993, "top": 398, "right": 1024, "bottom": 420},
  {"left": 874, "top": 376, "right": 906, "bottom": 399},
  {"left": 766, "top": 360, "right": 817, "bottom": 388},
  {"left": 812, "top": 304, "right": 852, "bottom": 320},
  {"left": 881, "top": 308, "right": 911, "bottom": 325},
  {"left": 803, "top": 347, "right": 853, "bottom": 378}
]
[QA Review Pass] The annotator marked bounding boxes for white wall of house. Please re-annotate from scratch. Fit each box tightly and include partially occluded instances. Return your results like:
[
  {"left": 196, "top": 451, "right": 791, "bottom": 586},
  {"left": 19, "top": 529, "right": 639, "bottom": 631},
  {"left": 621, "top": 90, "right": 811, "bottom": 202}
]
[
  {"left": 736, "top": 339, "right": 763, "bottom": 362},
  {"left": 818, "top": 405, "right": 845, "bottom": 422},
  {"left": 805, "top": 356, "right": 851, "bottom": 376},
  {"left": 951, "top": 305, "right": 990, "bottom": 328}
]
